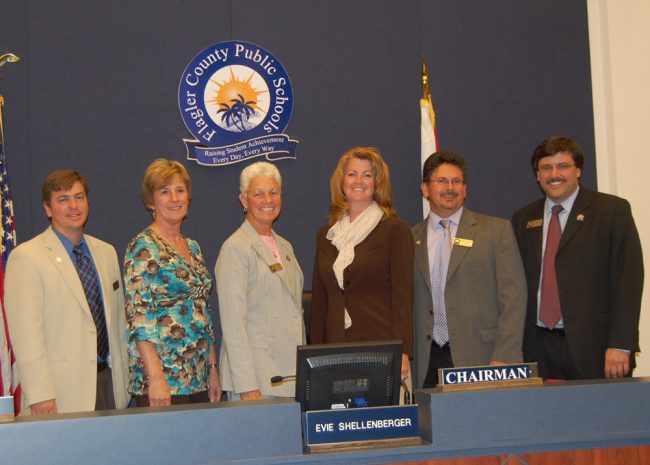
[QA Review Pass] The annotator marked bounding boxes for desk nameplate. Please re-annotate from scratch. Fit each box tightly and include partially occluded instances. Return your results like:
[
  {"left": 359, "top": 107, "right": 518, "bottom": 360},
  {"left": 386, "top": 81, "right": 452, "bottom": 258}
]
[
  {"left": 437, "top": 363, "right": 542, "bottom": 392},
  {"left": 303, "top": 405, "right": 420, "bottom": 452}
]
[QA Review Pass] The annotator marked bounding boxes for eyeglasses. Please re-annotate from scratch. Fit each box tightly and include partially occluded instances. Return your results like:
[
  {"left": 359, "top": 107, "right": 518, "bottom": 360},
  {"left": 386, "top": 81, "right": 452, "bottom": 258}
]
[
  {"left": 538, "top": 163, "right": 575, "bottom": 174},
  {"left": 426, "top": 177, "right": 464, "bottom": 187}
]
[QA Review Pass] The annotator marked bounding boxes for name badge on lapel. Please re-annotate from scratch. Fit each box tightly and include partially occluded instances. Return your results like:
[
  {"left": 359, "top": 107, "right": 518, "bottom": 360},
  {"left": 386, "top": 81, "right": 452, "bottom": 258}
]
[
  {"left": 453, "top": 238, "right": 473, "bottom": 248},
  {"left": 526, "top": 219, "right": 543, "bottom": 229}
]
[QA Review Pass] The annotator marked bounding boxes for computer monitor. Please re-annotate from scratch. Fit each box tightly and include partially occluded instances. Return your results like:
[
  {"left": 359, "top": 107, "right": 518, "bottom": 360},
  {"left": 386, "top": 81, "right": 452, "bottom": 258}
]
[{"left": 295, "top": 340, "right": 402, "bottom": 412}]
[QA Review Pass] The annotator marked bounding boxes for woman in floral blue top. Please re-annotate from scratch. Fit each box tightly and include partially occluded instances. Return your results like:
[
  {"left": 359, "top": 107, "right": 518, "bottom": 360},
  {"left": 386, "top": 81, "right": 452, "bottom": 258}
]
[{"left": 124, "top": 159, "right": 221, "bottom": 407}]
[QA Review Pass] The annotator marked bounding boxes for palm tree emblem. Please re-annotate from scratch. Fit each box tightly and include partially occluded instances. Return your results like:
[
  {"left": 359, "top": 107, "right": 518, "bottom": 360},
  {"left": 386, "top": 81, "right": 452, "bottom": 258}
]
[{"left": 217, "top": 94, "right": 257, "bottom": 132}]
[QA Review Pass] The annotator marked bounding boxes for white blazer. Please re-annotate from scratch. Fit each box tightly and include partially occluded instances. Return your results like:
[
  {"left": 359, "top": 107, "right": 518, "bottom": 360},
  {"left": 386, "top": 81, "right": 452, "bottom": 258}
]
[
  {"left": 216, "top": 220, "right": 305, "bottom": 397},
  {"left": 4, "top": 226, "right": 130, "bottom": 414}
]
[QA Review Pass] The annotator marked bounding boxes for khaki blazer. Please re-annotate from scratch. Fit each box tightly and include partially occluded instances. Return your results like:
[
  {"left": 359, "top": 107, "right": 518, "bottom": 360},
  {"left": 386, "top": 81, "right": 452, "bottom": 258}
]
[
  {"left": 412, "top": 209, "right": 527, "bottom": 388},
  {"left": 4, "top": 226, "right": 129, "bottom": 414},
  {"left": 216, "top": 221, "right": 305, "bottom": 397}
]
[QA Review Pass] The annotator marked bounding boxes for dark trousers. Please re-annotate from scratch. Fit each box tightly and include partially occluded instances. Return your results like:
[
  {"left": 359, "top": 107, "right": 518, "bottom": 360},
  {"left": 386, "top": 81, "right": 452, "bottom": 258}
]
[
  {"left": 422, "top": 341, "right": 453, "bottom": 388},
  {"left": 133, "top": 390, "right": 209, "bottom": 407},
  {"left": 535, "top": 326, "right": 581, "bottom": 379},
  {"left": 95, "top": 366, "right": 116, "bottom": 411},
  {"left": 535, "top": 326, "right": 635, "bottom": 380}
]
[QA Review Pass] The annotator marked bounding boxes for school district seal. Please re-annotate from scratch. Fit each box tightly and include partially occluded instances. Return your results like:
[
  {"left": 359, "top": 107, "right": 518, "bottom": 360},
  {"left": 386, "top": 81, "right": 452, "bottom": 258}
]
[{"left": 179, "top": 40, "right": 298, "bottom": 166}]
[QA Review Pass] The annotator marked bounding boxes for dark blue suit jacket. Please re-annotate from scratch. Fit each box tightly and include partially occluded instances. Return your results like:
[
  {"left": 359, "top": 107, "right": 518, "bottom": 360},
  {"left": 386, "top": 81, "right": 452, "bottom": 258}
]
[{"left": 512, "top": 187, "right": 644, "bottom": 378}]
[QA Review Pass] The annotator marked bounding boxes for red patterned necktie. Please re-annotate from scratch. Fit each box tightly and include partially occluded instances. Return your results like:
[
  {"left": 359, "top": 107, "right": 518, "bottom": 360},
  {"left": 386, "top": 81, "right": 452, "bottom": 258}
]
[{"left": 540, "top": 204, "right": 563, "bottom": 329}]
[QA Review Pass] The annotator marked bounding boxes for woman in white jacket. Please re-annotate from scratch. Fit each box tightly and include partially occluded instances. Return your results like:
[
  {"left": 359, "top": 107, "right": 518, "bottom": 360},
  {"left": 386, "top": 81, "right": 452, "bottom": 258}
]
[{"left": 216, "top": 161, "right": 305, "bottom": 400}]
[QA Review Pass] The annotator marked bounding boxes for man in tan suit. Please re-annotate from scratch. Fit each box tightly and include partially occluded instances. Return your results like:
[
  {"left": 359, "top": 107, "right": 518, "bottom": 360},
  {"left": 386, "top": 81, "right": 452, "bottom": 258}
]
[
  {"left": 412, "top": 152, "right": 527, "bottom": 388},
  {"left": 5, "top": 170, "right": 129, "bottom": 414}
]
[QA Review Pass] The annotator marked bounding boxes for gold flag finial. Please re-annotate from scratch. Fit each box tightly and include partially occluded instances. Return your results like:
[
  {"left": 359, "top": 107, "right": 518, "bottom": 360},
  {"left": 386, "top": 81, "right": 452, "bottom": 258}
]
[
  {"left": 421, "top": 58, "right": 430, "bottom": 99},
  {"left": 1, "top": 53, "right": 21, "bottom": 110},
  {"left": 0, "top": 53, "right": 21, "bottom": 68}
]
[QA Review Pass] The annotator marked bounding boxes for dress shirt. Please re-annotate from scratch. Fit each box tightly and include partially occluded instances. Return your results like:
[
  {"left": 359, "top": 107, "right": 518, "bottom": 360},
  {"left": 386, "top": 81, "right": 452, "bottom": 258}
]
[{"left": 427, "top": 207, "right": 463, "bottom": 280}]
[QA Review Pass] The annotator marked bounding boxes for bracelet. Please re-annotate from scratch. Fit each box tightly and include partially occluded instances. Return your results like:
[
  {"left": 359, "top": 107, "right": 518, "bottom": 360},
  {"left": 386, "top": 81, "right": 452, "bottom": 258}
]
[{"left": 208, "top": 363, "right": 218, "bottom": 370}]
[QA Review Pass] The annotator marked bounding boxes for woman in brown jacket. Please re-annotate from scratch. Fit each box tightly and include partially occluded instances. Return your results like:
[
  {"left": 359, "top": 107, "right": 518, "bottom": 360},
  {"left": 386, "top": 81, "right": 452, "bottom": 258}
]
[{"left": 310, "top": 146, "right": 414, "bottom": 380}]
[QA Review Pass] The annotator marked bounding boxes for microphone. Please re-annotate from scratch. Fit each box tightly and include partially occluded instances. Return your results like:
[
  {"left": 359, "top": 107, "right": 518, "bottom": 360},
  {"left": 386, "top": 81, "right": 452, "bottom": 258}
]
[{"left": 271, "top": 375, "right": 296, "bottom": 385}]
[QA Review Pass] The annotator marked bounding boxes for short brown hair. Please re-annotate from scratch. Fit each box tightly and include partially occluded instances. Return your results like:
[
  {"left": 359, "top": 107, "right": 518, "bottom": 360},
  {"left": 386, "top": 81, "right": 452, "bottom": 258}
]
[
  {"left": 422, "top": 151, "right": 467, "bottom": 183},
  {"left": 328, "top": 146, "right": 395, "bottom": 225},
  {"left": 42, "top": 170, "right": 89, "bottom": 205},
  {"left": 531, "top": 136, "right": 584, "bottom": 175},
  {"left": 141, "top": 159, "right": 191, "bottom": 212}
]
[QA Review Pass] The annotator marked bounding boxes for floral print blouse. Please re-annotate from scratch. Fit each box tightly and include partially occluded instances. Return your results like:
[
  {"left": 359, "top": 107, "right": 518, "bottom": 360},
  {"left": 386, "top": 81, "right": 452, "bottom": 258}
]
[{"left": 124, "top": 229, "right": 215, "bottom": 395}]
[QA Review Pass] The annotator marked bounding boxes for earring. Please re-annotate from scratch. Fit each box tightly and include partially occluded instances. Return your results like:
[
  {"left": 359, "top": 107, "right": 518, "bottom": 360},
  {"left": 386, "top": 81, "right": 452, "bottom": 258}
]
[
  {"left": 243, "top": 206, "right": 248, "bottom": 213},
  {"left": 151, "top": 209, "right": 156, "bottom": 220}
]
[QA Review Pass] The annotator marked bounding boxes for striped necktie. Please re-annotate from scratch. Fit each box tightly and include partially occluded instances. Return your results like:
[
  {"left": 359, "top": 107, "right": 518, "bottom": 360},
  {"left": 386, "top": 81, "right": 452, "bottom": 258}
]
[
  {"left": 73, "top": 245, "right": 109, "bottom": 360},
  {"left": 431, "top": 219, "right": 452, "bottom": 346}
]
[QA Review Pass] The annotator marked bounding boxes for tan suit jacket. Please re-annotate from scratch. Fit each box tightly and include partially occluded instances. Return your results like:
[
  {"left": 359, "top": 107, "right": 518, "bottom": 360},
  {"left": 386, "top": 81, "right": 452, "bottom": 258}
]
[
  {"left": 412, "top": 209, "right": 527, "bottom": 388},
  {"left": 216, "top": 221, "right": 305, "bottom": 397},
  {"left": 4, "top": 226, "right": 130, "bottom": 414}
]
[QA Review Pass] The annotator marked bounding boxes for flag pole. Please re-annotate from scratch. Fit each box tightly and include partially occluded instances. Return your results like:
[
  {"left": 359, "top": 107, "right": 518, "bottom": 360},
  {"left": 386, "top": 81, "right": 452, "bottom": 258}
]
[
  {"left": 421, "top": 58, "right": 430, "bottom": 100},
  {"left": 420, "top": 58, "right": 438, "bottom": 218},
  {"left": 0, "top": 51, "right": 21, "bottom": 418}
]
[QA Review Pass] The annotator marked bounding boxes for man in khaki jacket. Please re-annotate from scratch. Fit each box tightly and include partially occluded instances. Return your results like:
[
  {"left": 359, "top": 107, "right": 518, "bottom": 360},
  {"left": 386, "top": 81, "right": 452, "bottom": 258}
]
[{"left": 5, "top": 170, "right": 129, "bottom": 414}]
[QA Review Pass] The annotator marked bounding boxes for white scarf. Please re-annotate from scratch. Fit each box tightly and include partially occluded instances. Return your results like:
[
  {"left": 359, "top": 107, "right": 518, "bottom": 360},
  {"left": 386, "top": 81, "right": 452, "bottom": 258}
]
[{"left": 326, "top": 202, "right": 383, "bottom": 328}]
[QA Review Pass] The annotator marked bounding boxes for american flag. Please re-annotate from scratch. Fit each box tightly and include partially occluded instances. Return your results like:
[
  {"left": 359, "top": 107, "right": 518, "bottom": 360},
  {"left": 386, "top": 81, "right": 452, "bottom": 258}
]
[{"left": 0, "top": 99, "right": 20, "bottom": 415}]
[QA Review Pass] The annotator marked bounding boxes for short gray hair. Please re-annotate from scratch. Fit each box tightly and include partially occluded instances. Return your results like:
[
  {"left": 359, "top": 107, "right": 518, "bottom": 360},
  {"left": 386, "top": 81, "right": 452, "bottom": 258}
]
[{"left": 239, "top": 162, "right": 282, "bottom": 193}]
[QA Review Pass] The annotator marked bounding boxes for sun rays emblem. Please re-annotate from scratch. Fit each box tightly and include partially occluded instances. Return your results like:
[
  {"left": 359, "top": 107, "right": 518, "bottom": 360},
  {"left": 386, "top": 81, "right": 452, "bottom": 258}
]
[{"left": 205, "top": 65, "right": 269, "bottom": 132}]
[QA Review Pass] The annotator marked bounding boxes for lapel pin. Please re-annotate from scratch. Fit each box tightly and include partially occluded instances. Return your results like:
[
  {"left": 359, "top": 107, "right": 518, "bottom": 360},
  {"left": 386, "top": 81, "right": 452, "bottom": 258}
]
[
  {"left": 576, "top": 214, "right": 585, "bottom": 222},
  {"left": 526, "top": 219, "right": 543, "bottom": 229},
  {"left": 269, "top": 263, "right": 283, "bottom": 272},
  {"left": 415, "top": 240, "right": 421, "bottom": 245},
  {"left": 56, "top": 257, "right": 62, "bottom": 262}
]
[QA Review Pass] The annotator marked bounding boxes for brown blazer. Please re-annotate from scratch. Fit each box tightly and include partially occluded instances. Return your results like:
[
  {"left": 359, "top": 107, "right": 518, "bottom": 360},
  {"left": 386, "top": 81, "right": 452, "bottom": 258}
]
[{"left": 310, "top": 216, "right": 414, "bottom": 356}]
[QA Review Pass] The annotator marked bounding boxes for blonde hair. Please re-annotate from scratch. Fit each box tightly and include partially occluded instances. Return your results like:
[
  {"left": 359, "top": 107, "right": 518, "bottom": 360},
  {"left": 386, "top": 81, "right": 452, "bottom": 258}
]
[
  {"left": 328, "top": 146, "right": 395, "bottom": 225},
  {"left": 141, "top": 159, "right": 191, "bottom": 212}
]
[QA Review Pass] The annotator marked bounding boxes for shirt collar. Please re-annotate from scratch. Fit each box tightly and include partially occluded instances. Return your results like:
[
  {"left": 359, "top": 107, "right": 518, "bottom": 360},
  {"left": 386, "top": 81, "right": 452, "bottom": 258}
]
[
  {"left": 544, "top": 185, "right": 580, "bottom": 216},
  {"left": 52, "top": 227, "right": 88, "bottom": 257},
  {"left": 427, "top": 206, "right": 464, "bottom": 230}
]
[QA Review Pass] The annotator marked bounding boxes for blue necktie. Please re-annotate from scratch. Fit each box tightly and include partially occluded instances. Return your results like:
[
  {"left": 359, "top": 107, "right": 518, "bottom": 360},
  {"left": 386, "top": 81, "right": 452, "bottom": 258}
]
[
  {"left": 431, "top": 219, "right": 452, "bottom": 346},
  {"left": 73, "top": 245, "right": 109, "bottom": 360}
]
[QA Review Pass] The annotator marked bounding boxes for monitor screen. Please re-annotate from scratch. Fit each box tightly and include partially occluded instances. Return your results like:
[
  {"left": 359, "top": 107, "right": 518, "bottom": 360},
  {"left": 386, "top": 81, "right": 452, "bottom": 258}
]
[{"left": 295, "top": 340, "right": 402, "bottom": 412}]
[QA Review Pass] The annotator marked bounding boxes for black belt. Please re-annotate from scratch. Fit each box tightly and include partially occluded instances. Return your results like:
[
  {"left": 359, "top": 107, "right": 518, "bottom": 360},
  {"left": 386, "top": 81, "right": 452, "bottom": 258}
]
[
  {"left": 536, "top": 325, "right": 566, "bottom": 336},
  {"left": 97, "top": 361, "right": 108, "bottom": 372},
  {"left": 431, "top": 340, "right": 450, "bottom": 350}
]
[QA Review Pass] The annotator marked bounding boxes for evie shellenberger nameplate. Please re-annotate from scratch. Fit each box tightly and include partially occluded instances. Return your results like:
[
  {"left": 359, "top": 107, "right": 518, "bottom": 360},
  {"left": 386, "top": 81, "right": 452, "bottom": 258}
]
[
  {"left": 302, "top": 405, "right": 419, "bottom": 447},
  {"left": 438, "top": 363, "right": 541, "bottom": 392}
]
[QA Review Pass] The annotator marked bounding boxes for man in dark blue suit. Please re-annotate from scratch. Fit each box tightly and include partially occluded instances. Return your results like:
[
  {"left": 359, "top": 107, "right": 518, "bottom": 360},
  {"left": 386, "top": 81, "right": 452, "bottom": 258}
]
[{"left": 512, "top": 136, "right": 643, "bottom": 380}]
